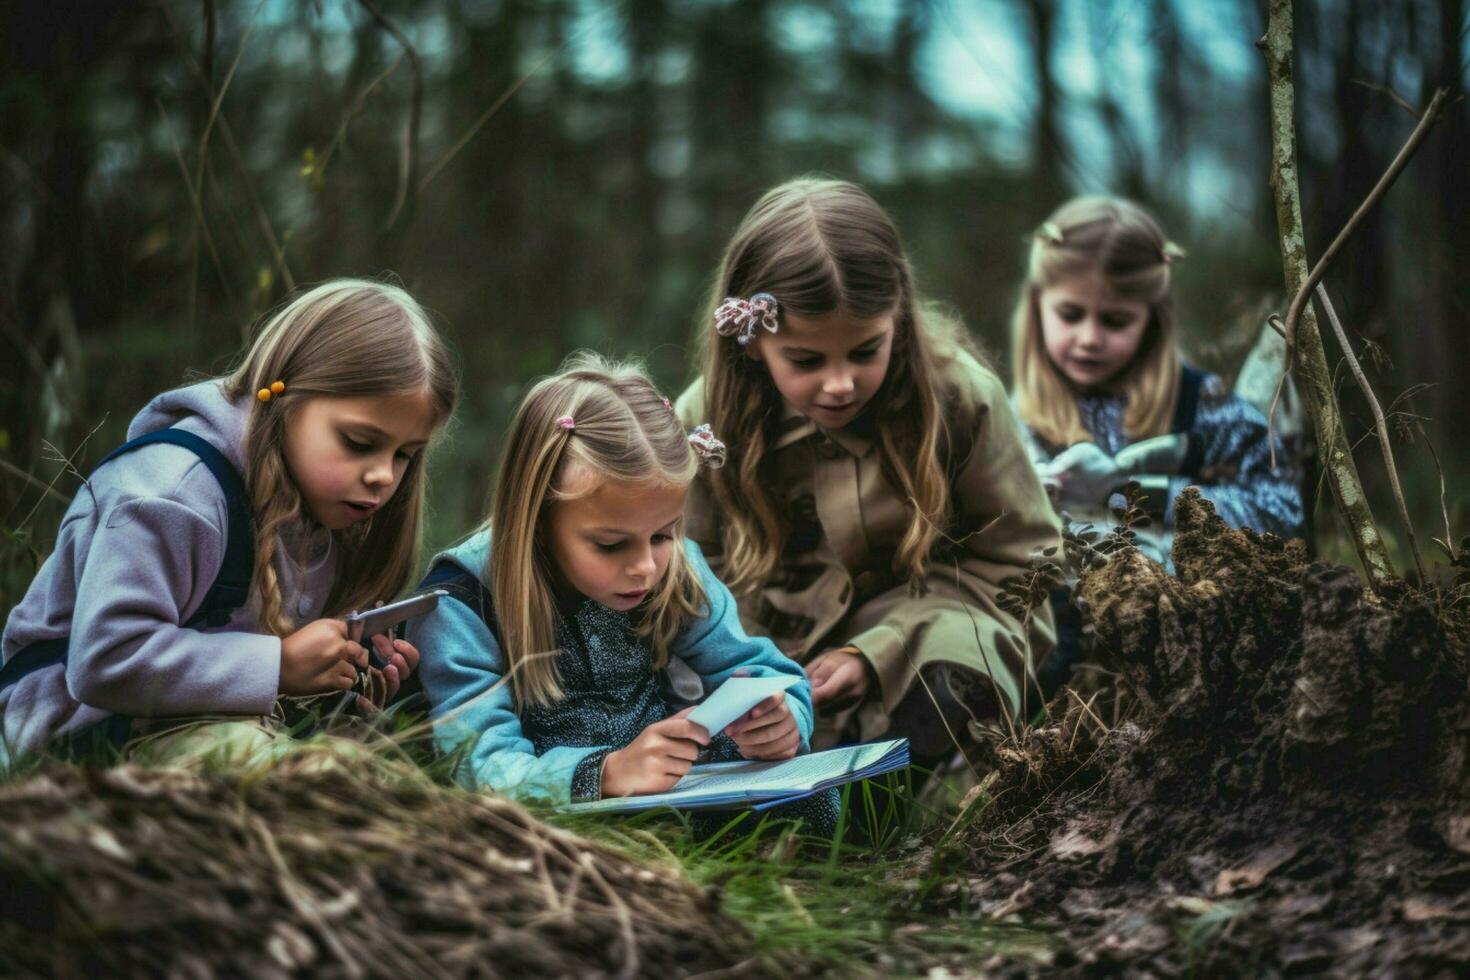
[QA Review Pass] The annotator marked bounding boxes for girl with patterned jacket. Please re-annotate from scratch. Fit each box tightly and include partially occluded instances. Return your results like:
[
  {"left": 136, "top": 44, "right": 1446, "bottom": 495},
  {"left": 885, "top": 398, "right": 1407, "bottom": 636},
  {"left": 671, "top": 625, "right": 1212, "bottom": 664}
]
[
  {"left": 1010, "top": 196, "right": 1305, "bottom": 565},
  {"left": 413, "top": 354, "right": 835, "bottom": 829}
]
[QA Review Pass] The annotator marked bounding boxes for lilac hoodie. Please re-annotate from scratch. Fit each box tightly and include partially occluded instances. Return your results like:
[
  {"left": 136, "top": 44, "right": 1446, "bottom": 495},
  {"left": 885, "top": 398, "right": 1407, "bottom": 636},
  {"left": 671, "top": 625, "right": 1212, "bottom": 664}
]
[{"left": 2, "top": 381, "right": 338, "bottom": 756}]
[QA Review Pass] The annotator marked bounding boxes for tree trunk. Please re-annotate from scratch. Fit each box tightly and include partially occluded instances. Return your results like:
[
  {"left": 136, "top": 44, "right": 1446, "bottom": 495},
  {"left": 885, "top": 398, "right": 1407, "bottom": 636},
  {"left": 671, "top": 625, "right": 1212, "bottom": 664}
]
[{"left": 1259, "top": 0, "right": 1396, "bottom": 591}]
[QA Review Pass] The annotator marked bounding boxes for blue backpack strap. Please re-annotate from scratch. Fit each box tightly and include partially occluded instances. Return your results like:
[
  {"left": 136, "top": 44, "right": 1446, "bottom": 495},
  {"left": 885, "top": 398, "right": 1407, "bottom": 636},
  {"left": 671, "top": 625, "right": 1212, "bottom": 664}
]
[
  {"left": 96, "top": 429, "right": 255, "bottom": 628},
  {"left": 0, "top": 428, "right": 254, "bottom": 698},
  {"left": 1171, "top": 364, "right": 1206, "bottom": 436},
  {"left": 1171, "top": 365, "right": 1208, "bottom": 480},
  {"left": 418, "top": 561, "right": 499, "bottom": 641}
]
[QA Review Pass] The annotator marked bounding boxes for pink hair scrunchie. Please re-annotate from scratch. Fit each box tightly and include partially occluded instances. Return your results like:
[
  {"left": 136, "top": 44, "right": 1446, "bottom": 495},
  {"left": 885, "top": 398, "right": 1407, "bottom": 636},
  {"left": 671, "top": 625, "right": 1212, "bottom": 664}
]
[{"left": 712, "top": 292, "right": 779, "bottom": 347}]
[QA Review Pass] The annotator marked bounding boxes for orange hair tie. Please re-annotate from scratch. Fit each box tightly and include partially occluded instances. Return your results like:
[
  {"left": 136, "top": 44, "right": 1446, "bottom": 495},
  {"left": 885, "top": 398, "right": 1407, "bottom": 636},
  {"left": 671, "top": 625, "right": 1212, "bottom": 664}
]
[{"left": 256, "top": 380, "right": 287, "bottom": 402}]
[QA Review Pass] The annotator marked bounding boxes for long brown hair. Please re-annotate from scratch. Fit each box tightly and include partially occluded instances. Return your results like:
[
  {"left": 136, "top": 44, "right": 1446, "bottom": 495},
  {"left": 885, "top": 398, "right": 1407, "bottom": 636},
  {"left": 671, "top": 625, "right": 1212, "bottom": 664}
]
[
  {"left": 696, "top": 176, "right": 973, "bottom": 596},
  {"left": 487, "top": 352, "right": 708, "bottom": 709},
  {"left": 224, "top": 279, "right": 458, "bottom": 636},
  {"left": 1011, "top": 196, "right": 1181, "bottom": 448}
]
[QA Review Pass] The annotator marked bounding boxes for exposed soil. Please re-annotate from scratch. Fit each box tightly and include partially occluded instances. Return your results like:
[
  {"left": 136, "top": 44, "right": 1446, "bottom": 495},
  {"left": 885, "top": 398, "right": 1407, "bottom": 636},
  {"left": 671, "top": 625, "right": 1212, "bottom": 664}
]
[
  {"left": 0, "top": 750, "right": 762, "bottom": 978},
  {"left": 936, "top": 489, "right": 1470, "bottom": 976}
]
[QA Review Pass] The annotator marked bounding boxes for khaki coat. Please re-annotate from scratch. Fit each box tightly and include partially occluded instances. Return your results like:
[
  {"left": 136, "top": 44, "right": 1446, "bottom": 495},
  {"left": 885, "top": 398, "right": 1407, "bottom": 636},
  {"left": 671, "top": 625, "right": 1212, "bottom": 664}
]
[{"left": 676, "top": 351, "right": 1062, "bottom": 739}]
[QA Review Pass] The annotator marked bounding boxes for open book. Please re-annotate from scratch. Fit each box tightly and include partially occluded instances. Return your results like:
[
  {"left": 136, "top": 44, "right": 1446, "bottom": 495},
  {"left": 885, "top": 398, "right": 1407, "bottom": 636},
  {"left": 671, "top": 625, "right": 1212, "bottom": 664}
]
[{"left": 561, "top": 738, "right": 910, "bottom": 814}]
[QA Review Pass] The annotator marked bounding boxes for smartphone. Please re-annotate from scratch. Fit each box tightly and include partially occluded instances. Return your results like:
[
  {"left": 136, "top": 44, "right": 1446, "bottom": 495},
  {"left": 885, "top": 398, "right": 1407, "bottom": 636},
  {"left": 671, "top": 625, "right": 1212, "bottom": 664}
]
[{"left": 345, "top": 589, "right": 448, "bottom": 668}]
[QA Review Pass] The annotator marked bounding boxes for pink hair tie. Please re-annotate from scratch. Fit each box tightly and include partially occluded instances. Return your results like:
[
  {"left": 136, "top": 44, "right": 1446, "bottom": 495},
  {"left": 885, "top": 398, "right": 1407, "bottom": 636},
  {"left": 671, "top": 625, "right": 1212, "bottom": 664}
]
[
  {"left": 713, "top": 291, "right": 780, "bottom": 346},
  {"left": 557, "top": 415, "right": 576, "bottom": 431}
]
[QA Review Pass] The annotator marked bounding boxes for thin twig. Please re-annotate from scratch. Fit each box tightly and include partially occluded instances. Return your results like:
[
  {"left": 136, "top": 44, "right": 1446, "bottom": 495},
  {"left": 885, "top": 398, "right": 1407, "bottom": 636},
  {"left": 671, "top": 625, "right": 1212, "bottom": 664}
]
[
  {"left": 157, "top": 99, "right": 233, "bottom": 300},
  {"left": 418, "top": 45, "right": 562, "bottom": 194},
  {"left": 0, "top": 457, "right": 71, "bottom": 506},
  {"left": 357, "top": 0, "right": 422, "bottom": 232},
  {"left": 1315, "top": 283, "right": 1426, "bottom": 581},
  {"left": 17, "top": 416, "right": 108, "bottom": 533},
  {"left": 1273, "top": 86, "right": 1448, "bottom": 428},
  {"left": 313, "top": 51, "right": 406, "bottom": 184}
]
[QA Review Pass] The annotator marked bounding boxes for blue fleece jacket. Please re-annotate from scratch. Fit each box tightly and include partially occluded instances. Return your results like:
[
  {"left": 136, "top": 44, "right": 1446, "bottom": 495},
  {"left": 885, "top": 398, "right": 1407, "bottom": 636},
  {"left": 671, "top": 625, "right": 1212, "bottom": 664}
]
[{"left": 412, "top": 529, "right": 815, "bottom": 805}]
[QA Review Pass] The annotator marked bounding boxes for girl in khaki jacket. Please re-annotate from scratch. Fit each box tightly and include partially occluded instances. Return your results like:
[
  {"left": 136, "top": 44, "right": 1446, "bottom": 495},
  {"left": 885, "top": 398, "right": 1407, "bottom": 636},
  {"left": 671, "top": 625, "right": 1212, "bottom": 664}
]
[{"left": 676, "top": 177, "right": 1063, "bottom": 775}]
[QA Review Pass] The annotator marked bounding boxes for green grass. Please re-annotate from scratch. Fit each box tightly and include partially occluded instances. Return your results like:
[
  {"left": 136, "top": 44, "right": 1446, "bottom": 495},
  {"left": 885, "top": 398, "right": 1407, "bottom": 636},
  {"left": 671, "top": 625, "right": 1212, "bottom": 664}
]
[{"left": 547, "top": 771, "right": 1056, "bottom": 974}]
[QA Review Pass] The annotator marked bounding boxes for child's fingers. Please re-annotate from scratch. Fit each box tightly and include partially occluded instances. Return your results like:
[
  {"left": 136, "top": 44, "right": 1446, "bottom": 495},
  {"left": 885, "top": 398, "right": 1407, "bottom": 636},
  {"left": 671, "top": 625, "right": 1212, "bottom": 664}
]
[
  {"left": 664, "top": 718, "right": 710, "bottom": 745},
  {"left": 382, "top": 663, "right": 400, "bottom": 699},
  {"left": 356, "top": 695, "right": 380, "bottom": 715},
  {"left": 371, "top": 633, "right": 394, "bottom": 663},
  {"left": 736, "top": 715, "right": 795, "bottom": 747},
  {"left": 394, "top": 639, "right": 421, "bottom": 674}
]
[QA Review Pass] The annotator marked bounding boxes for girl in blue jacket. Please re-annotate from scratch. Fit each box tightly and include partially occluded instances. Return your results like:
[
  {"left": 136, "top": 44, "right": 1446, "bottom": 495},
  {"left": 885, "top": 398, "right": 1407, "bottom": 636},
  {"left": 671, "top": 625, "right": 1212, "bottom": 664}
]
[{"left": 414, "top": 353, "right": 834, "bottom": 829}]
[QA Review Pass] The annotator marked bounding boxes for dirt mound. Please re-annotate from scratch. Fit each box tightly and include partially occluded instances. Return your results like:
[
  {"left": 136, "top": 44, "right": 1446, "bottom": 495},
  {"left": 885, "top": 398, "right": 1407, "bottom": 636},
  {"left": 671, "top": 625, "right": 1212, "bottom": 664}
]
[
  {"left": 0, "top": 749, "right": 759, "bottom": 978},
  {"left": 937, "top": 489, "right": 1470, "bottom": 976}
]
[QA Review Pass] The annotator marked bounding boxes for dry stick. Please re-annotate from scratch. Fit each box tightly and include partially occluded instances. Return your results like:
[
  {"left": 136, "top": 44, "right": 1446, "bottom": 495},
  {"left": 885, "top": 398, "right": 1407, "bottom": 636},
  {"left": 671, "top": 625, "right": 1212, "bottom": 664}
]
[
  {"left": 157, "top": 100, "right": 233, "bottom": 300},
  {"left": 1265, "top": 83, "right": 1450, "bottom": 457},
  {"left": 1314, "top": 284, "right": 1427, "bottom": 581},
  {"left": 313, "top": 52, "right": 407, "bottom": 183},
  {"left": 159, "top": 4, "right": 296, "bottom": 293},
  {"left": 0, "top": 457, "right": 70, "bottom": 506},
  {"left": 358, "top": 0, "right": 422, "bottom": 232},
  {"left": 418, "top": 44, "right": 563, "bottom": 194},
  {"left": 250, "top": 815, "right": 366, "bottom": 980},
  {"left": 16, "top": 416, "right": 107, "bottom": 533},
  {"left": 1417, "top": 422, "right": 1455, "bottom": 557}
]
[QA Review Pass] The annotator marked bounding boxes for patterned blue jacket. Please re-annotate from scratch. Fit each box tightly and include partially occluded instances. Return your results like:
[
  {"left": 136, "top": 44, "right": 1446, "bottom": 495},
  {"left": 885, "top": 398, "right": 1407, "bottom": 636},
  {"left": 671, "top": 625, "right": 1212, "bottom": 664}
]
[
  {"left": 1019, "top": 366, "right": 1306, "bottom": 566},
  {"left": 411, "top": 530, "right": 816, "bottom": 805}
]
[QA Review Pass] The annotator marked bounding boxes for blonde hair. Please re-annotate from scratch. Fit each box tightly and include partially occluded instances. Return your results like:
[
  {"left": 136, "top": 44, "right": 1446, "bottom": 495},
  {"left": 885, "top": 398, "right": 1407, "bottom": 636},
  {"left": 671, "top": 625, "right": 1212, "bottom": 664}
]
[
  {"left": 1011, "top": 196, "right": 1181, "bottom": 449},
  {"left": 696, "top": 176, "right": 975, "bottom": 596},
  {"left": 487, "top": 352, "right": 708, "bottom": 709},
  {"left": 224, "top": 279, "right": 458, "bottom": 636}
]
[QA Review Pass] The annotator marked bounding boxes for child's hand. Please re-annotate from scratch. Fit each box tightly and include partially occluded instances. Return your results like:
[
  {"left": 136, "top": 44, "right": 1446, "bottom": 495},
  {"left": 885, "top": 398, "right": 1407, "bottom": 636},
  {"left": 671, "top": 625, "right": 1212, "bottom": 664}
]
[
  {"left": 806, "top": 646, "right": 873, "bottom": 712},
  {"left": 724, "top": 693, "right": 800, "bottom": 760},
  {"left": 354, "top": 634, "right": 423, "bottom": 713},
  {"left": 601, "top": 707, "right": 710, "bottom": 798},
  {"left": 1041, "top": 442, "right": 1122, "bottom": 508},
  {"left": 279, "top": 619, "right": 369, "bottom": 697}
]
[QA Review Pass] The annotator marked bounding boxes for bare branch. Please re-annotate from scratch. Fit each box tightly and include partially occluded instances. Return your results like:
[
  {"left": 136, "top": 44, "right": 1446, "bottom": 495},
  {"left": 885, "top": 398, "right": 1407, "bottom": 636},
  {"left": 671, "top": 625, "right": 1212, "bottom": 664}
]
[
  {"left": 419, "top": 46, "right": 563, "bottom": 194},
  {"left": 1315, "top": 284, "right": 1425, "bottom": 582},
  {"left": 358, "top": 0, "right": 423, "bottom": 232}
]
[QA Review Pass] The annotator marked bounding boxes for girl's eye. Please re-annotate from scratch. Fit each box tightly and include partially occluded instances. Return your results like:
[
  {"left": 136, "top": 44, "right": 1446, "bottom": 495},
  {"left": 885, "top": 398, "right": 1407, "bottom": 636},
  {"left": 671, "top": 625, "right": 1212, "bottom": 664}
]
[
  {"left": 1056, "top": 307, "right": 1085, "bottom": 324},
  {"left": 395, "top": 450, "right": 416, "bottom": 463},
  {"left": 850, "top": 347, "right": 879, "bottom": 363},
  {"left": 342, "top": 436, "right": 373, "bottom": 453},
  {"left": 788, "top": 357, "right": 822, "bottom": 371},
  {"left": 652, "top": 533, "right": 673, "bottom": 544},
  {"left": 1101, "top": 314, "right": 1138, "bottom": 330},
  {"left": 595, "top": 541, "right": 624, "bottom": 553}
]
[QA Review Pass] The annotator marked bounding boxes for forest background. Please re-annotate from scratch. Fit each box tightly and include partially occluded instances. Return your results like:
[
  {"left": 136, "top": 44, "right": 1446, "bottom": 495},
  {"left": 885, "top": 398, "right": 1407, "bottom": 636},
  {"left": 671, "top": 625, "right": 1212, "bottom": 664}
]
[{"left": 1, "top": 0, "right": 1466, "bottom": 610}]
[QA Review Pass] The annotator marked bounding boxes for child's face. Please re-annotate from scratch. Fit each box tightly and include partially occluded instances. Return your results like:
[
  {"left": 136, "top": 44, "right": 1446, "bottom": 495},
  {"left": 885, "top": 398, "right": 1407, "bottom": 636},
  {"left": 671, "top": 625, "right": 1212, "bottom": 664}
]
[
  {"left": 545, "top": 473, "right": 688, "bottom": 611},
  {"left": 1039, "top": 270, "right": 1150, "bottom": 391},
  {"left": 749, "top": 309, "right": 894, "bottom": 429},
  {"left": 282, "top": 391, "right": 437, "bottom": 530}
]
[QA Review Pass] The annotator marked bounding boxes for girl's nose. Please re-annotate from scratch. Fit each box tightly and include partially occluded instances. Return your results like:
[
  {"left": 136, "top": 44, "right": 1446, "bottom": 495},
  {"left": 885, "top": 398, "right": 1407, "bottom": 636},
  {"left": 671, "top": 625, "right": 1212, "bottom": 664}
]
[
  {"left": 823, "top": 371, "right": 855, "bottom": 396},
  {"left": 1076, "top": 320, "right": 1106, "bottom": 349},
  {"left": 628, "top": 547, "right": 657, "bottom": 579},
  {"left": 364, "top": 456, "right": 395, "bottom": 487}
]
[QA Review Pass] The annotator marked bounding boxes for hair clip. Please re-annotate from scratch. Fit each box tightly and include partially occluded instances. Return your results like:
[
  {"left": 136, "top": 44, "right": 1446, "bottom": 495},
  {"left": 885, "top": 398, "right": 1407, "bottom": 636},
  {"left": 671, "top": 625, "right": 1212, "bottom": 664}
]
[
  {"left": 688, "top": 423, "right": 727, "bottom": 469},
  {"left": 713, "top": 292, "right": 780, "bottom": 347},
  {"left": 256, "top": 380, "right": 286, "bottom": 402},
  {"left": 661, "top": 397, "right": 673, "bottom": 412},
  {"left": 1036, "top": 221, "right": 1065, "bottom": 246},
  {"left": 1161, "top": 241, "right": 1187, "bottom": 265},
  {"left": 556, "top": 415, "right": 576, "bottom": 431}
]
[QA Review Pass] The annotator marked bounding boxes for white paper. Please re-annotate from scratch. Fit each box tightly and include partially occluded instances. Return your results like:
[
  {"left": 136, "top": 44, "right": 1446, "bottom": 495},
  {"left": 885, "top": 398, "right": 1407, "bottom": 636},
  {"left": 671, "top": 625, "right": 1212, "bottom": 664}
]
[{"left": 686, "top": 674, "right": 800, "bottom": 736}]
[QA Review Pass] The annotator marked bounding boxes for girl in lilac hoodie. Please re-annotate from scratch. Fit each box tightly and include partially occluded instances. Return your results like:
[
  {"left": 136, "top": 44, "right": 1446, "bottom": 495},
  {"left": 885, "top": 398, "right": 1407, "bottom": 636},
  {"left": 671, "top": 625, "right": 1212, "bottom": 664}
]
[{"left": 1, "top": 279, "right": 459, "bottom": 762}]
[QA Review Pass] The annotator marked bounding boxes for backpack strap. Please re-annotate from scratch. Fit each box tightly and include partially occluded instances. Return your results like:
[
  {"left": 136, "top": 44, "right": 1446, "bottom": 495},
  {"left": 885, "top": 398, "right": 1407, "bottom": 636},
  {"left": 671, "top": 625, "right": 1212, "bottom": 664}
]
[
  {"left": 99, "top": 429, "right": 254, "bottom": 629},
  {"left": 1171, "top": 364, "right": 1206, "bottom": 436},
  {"left": 418, "top": 561, "right": 499, "bottom": 642},
  {"left": 0, "top": 428, "right": 254, "bottom": 695}
]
